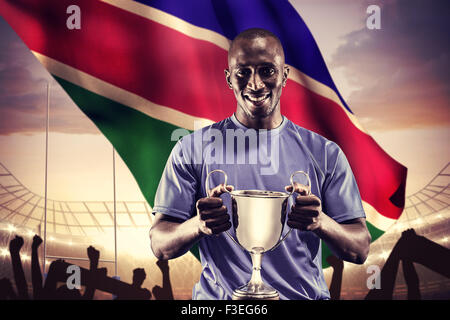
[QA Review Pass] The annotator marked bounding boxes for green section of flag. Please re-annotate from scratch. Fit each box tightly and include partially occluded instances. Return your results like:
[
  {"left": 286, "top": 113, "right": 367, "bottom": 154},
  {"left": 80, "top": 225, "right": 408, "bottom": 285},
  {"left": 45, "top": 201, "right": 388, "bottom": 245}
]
[
  {"left": 321, "top": 220, "right": 385, "bottom": 268},
  {"left": 366, "top": 220, "right": 386, "bottom": 243},
  {"left": 54, "top": 76, "right": 179, "bottom": 208}
]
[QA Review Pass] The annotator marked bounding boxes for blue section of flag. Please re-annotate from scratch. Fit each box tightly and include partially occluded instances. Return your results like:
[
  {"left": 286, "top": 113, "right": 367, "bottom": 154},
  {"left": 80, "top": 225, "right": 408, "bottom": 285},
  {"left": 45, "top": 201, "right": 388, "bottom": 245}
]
[{"left": 133, "top": 0, "right": 352, "bottom": 113}]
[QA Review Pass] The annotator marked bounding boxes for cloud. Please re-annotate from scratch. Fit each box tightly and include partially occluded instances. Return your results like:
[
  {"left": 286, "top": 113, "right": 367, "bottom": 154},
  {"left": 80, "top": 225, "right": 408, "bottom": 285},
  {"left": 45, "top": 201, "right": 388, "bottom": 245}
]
[
  {"left": 0, "top": 18, "right": 99, "bottom": 136},
  {"left": 0, "top": 65, "right": 99, "bottom": 135},
  {"left": 330, "top": 0, "right": 450, "bottom": 131}
]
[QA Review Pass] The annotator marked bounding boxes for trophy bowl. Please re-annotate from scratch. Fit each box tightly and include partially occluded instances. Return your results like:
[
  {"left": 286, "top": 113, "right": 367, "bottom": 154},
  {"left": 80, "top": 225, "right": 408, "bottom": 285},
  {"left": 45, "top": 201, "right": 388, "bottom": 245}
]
[{"left": 205, "top": 169, "right": 311, "bottom": 300}]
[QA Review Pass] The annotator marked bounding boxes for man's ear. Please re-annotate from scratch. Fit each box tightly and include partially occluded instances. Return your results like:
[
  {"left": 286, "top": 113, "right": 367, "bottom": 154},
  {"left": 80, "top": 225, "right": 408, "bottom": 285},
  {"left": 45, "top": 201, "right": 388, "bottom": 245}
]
[
  {"left": 224, "top": 69, "right": 233, "bottom": 89},
  {"left": 282, "top": 66, "right": 290, "bottom": 87}
]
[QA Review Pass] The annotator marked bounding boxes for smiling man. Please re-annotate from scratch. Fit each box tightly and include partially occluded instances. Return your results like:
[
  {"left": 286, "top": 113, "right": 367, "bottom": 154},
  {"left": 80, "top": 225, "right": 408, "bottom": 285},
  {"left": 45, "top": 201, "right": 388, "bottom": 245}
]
[{"left": 149, "top": 28, "right": 371, "bottom": 300}]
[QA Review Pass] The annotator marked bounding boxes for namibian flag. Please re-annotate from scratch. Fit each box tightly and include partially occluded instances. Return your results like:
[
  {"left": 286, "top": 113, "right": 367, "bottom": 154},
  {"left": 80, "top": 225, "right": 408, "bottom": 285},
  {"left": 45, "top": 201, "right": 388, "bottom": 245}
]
[{"left": 0, "top": 0, "right": 407, "bottom": 267}]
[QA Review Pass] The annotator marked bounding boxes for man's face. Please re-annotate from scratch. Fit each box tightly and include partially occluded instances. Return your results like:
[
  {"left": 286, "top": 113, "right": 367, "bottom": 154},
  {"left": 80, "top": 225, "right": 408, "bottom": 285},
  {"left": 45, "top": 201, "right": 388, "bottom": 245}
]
[{"left": 226, "top": 36, "right": 289, "bottom": 120}]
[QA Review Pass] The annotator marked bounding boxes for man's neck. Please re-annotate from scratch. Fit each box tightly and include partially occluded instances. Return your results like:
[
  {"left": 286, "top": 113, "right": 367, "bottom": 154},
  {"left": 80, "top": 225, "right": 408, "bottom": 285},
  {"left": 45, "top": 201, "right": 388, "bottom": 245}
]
[{"left": 235, "top": 108, "right": 283, "bottom": 130}]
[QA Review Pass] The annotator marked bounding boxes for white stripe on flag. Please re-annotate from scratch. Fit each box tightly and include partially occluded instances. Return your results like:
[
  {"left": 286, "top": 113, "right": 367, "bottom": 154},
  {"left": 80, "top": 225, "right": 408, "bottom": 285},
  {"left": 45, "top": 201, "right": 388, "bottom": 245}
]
[
  {"left": 362, "top": 200, "right": 398, "bottom": 231},
  {"left": 33, "top": 51, "right": 214, "bottom": 131}
]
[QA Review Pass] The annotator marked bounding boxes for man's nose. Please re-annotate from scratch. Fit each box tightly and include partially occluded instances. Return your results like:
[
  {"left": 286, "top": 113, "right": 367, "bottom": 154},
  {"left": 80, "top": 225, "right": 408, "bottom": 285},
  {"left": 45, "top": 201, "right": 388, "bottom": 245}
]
[{"left": 247, "top": 71, "right": 264, "bottom": 91}]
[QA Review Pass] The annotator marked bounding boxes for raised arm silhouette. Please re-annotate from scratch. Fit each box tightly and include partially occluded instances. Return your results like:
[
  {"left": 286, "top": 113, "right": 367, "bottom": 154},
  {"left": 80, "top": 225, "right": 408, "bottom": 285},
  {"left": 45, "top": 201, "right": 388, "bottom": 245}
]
[
  {"left": 326, "top": 254, "right": 344, "bottom": 300},
  {"left": 31, "top": 234, "right": 43, "bottom": 299},
  {"left": 152, "top": 259, "right": 174, "bottom": 300},
  {"left": 402, "top": 258, "right": 421, "bottom": 300},
  {"left": 9, "top": 235, "right": 29, "bottom": 300}
]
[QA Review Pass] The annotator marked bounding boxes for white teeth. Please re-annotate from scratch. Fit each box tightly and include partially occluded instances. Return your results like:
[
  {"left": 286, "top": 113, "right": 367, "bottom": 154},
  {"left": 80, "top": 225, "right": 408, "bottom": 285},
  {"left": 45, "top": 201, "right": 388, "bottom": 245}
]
[{"left": 246, "top": 94, "right": 269, "bottom": 102}]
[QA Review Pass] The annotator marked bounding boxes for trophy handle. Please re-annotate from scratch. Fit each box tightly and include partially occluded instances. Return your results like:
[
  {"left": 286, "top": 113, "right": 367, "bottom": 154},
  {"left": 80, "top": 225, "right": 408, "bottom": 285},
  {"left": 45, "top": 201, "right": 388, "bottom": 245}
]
[
  {"left": 271, "top": 170, "right": 311, "bottom": 251},
  {"left": 205, "top": 169, "right": 230, "bottom": 197},
  {"left": 204, "top": 169, "right": 245, "bottom": 249},
  {"left": 288, "top": 170, "right": 312, "bottom": 196}
]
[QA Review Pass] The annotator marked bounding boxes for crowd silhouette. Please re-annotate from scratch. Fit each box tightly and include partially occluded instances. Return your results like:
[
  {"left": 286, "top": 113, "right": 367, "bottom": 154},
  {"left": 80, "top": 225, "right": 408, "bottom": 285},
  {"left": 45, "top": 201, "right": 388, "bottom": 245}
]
[
  {"left": 0, "top": 234, "right": 174, "bottom": 300},
  {"left": 364, "top": 229, "right": 450, "bottom": 300},
  {"left": 1, "top": 228, "right": 449, "bottom": 300},
  {"left": 327, "top": 228, "right": 450, "bottom": 300}
]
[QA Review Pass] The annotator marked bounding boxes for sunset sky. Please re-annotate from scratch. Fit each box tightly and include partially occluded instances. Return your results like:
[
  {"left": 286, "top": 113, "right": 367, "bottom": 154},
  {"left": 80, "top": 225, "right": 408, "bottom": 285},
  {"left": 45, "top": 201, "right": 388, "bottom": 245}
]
[{"left": 0, "top": 0, "right": 448, "bottom": 203}]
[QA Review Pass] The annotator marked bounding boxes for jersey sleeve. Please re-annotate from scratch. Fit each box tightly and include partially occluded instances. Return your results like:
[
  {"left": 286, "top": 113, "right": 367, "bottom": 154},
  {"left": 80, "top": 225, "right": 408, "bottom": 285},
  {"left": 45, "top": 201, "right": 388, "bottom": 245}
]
[
  {"left": 152, "top": 139, "right": 199, "bottom": 221},
  {"left": 321, "top": 146, "right": 366, "bottom": 223}
]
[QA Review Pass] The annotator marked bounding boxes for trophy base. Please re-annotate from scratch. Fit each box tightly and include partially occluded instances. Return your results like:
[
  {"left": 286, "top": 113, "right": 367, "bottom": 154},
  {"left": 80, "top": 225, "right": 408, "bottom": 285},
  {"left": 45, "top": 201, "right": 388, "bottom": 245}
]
[{"left": 231, "top": 284, "right": 279, "bottom": 300}]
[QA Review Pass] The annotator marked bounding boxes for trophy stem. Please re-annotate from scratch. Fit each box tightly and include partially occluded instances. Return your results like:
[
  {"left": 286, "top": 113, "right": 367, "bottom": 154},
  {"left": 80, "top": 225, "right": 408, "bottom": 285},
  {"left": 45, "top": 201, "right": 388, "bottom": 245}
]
[
  {"left": 248, "top": 247, "right": 264, "bottom": 288},
  {"left": 232, "top": 247, "right": 279, "bottom": 300}
]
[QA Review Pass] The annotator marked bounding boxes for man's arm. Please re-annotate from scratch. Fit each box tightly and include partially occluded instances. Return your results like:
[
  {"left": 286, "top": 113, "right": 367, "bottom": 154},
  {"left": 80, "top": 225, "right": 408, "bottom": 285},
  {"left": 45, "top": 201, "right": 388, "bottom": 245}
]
[
  {"left": 286, "top": 184, "right": 371, "bottom": 264},
  {"left": 313, "top": 216, "right": 371, "bottom": 264},
  {"left": 150, "top": 184, "right": 233, "bottom": 260},
  {"left": 150, "top": 213, "right": 204, "bottom": 260}
]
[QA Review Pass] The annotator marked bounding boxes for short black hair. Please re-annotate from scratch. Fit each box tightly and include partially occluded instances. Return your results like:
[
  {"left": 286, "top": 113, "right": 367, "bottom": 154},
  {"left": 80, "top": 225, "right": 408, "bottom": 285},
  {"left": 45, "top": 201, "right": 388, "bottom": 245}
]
[{"left": 229, "top": 28, "right": 284, "bottom": 61}]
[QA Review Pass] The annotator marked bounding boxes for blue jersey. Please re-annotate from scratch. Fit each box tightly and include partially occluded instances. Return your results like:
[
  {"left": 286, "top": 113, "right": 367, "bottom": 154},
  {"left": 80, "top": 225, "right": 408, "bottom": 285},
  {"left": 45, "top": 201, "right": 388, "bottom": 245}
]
[{"left": 153, "top": 114, "right": 365, "bottom": 300}]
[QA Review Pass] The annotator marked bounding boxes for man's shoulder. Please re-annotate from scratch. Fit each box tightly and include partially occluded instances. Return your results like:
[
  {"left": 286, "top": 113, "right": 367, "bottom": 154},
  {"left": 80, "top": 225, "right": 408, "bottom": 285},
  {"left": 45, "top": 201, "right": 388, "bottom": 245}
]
[
  {"left": 171, "top": 117, "right": 234, "bottom": 159},
  {"left": 285, "top": 118, "right": 340, "bottom": 152},
  {"left": 285, "top": 118, "right": 347, "bottom": 178},
  {"left": 176, "top": 117, "right": 234, "bottom": 146}
]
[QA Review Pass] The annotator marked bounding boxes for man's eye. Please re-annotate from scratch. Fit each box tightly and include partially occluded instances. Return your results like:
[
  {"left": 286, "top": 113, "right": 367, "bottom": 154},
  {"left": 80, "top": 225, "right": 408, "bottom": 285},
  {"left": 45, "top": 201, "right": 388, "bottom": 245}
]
[
  {"left": 260, "top": 68, "right": 275, "bottom": 77},
  {"left": 236, "top": 69, "right": 250, "bottom": 77}
]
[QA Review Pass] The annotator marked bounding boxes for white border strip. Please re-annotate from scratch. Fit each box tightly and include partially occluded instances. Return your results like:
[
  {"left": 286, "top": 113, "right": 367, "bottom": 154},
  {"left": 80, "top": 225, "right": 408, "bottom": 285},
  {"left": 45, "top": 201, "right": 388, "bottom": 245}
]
[
  {"left": 362, "top": 200, "right": 397, "bottom": 231},
  {"left": 287, "top": 67, "right": 368, "bottom": 134},
  {"left": 32, "top": 51, "right": 214, "bottom": 131},
  {"left": 101, "top": 0, "right": 231, "bottom": 51}
]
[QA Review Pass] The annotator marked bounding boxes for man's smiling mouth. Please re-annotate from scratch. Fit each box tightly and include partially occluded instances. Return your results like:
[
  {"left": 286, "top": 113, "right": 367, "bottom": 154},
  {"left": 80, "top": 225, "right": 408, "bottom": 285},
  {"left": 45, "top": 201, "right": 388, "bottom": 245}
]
[{"left": 243, "top": 93, "right": 271, "bottom": 106}]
